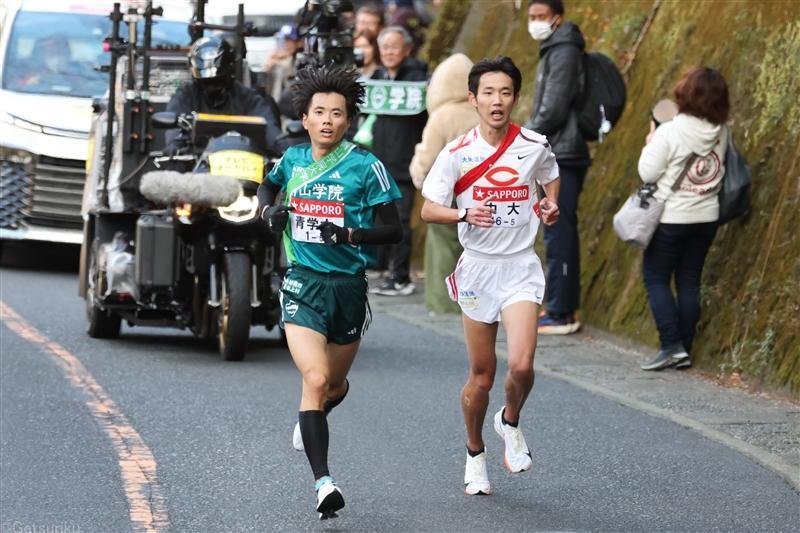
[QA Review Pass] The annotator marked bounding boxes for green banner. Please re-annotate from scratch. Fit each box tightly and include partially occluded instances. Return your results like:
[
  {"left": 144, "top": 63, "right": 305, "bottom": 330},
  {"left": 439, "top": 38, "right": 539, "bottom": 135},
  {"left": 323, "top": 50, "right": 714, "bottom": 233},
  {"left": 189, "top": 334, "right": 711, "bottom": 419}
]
[{"left": 361, "top": 79, "right": 427, "bottom": 116}]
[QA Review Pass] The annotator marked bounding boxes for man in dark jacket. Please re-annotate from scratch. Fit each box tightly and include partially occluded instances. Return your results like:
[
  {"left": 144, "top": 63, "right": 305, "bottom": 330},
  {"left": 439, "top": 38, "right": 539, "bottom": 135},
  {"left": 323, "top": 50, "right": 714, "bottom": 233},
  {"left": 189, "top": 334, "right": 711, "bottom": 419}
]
[
  {"left": 165, "top": 37, "right": 283, "bottom": 155},
  {"left": 370, "top": 26, "right": 428, "bottom": 296},
  {"left": 525, "top": 0, "right": 587, "bottom": 334}
]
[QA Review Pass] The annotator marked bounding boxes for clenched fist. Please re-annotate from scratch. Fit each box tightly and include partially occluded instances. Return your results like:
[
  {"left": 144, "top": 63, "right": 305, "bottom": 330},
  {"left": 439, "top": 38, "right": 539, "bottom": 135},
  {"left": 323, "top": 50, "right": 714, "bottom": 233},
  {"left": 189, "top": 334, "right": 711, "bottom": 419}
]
[
  {"left": 318, "top": 221, "right": 349, "bottom": 246},
  {"left": 262, "top": 205, "right": 293, "bottom": 233}
]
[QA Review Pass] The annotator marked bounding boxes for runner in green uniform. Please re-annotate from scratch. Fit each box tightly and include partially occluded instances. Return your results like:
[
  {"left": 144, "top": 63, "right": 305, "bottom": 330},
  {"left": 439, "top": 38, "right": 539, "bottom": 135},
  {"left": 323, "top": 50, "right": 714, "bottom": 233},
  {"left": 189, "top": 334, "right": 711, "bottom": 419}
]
[{"left": 256, "top": 65, "right": 402, "bottom": 519}]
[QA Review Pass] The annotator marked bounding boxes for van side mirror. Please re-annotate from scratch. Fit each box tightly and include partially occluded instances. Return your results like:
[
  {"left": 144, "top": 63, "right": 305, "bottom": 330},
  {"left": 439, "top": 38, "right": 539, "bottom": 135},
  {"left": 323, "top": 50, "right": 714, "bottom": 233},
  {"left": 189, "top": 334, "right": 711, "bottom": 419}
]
[{"left": 151, "top": 112, "right": 178, "bottom": 129}]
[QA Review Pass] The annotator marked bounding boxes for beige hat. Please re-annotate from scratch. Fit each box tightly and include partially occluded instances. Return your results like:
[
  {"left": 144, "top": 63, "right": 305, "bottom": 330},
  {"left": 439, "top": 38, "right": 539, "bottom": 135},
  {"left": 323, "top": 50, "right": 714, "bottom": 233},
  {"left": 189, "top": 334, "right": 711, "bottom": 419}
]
[{"left": 652, "top": 98, "right": 679, "bottom": 126}]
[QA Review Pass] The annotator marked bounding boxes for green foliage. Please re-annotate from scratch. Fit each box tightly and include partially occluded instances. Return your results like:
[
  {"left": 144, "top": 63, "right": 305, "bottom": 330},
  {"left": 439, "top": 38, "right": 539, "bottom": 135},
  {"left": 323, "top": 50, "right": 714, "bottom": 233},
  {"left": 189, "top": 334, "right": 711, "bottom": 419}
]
[
  {"left": 418, "top": 0, "right": 473, "bottom": 71},
  {"left": 424, "top": 0, "right": 800, "bottom": 395},
  {"left": 753, "top": 21, "right": 800, "bottom": 142}
]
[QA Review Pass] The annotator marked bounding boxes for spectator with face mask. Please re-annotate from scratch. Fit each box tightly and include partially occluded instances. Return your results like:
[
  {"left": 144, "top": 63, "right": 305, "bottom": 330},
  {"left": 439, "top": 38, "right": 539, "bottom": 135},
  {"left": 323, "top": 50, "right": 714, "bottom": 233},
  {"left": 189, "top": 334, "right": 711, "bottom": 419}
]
[
  {"left": 524, "top": 0, "right": 589, "bottom": 336},
  {"left": 165, "top": 37, "right": 283, "bottom": 154}
]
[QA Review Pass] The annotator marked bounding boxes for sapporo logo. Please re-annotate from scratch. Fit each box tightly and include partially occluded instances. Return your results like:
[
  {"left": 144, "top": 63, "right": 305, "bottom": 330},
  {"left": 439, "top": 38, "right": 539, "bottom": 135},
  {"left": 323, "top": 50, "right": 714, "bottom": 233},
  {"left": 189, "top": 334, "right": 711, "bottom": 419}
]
[{"left": 473, "top": 166, "right": 530, "bottom": 202}]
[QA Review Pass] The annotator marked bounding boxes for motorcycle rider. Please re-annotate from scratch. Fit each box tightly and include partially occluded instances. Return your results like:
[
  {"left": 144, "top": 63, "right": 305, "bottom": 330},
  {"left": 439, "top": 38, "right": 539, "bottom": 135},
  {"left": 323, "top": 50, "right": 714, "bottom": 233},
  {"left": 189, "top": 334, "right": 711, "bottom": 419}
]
[{"left": 165, "top": 36, "right": 284, "bottom": 154}]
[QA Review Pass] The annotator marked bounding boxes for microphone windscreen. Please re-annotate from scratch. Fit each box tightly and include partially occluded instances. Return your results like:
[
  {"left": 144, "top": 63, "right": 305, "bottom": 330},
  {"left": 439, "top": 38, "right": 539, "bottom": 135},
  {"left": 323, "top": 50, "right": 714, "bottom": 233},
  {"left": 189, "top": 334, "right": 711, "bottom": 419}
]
[{"left": 140, "top": 171, "right": 242, "bottom": 207}]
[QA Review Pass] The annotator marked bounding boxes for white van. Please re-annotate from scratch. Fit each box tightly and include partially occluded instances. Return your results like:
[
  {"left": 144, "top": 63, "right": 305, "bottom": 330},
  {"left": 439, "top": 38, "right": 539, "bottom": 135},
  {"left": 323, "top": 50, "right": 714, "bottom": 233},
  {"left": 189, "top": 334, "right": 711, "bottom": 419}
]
[{"left": 0, "top": 0, "right": 190, "bottom": 245}]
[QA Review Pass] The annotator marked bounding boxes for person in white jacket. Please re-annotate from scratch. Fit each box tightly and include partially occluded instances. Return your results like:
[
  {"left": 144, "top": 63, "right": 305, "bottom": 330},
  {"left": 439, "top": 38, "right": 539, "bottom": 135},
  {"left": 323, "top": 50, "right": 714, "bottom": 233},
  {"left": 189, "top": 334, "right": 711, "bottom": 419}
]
[
  {"left": 409, "top": 53, "right": 479, "bottom": 314},
  {"left": 637, "top": 67, "right": 730, "bottom": 371}
]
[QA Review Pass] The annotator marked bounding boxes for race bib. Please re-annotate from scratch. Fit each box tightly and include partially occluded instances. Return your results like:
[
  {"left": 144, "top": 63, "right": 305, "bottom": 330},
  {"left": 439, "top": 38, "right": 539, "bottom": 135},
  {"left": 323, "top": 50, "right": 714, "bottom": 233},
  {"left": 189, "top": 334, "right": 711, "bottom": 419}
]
[
  {"left": 289, "top": 198, "right": 345, "bottom": 243},
  {"left": 472, "top": 185, "right": 534, "bottom": 229}
]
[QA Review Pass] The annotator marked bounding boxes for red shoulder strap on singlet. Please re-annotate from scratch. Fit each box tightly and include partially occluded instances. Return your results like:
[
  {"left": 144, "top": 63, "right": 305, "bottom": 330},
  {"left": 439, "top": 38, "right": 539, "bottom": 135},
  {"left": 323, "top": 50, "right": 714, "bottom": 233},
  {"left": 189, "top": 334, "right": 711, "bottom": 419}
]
[{"left": 453, "top": 123, "right": 521, "bottom": 196}]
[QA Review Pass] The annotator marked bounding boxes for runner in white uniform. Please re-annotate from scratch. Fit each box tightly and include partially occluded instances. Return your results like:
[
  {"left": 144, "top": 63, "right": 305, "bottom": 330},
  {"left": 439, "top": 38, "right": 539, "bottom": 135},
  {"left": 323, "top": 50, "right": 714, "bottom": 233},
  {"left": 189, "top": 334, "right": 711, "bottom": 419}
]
[{"left": 421, "top": 56, "right": 560, "bottom": 496}]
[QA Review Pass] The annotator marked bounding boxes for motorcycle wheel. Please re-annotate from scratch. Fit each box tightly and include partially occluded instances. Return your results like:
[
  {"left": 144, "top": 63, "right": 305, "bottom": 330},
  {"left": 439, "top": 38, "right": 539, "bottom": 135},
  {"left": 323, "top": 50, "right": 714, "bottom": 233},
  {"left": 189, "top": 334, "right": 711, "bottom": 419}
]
[
  {"left": 217, "top": 252, "right": 252, "bottom": 361},
  {"left": 85, "top": 240, "right": 121, "bottom": 339}
]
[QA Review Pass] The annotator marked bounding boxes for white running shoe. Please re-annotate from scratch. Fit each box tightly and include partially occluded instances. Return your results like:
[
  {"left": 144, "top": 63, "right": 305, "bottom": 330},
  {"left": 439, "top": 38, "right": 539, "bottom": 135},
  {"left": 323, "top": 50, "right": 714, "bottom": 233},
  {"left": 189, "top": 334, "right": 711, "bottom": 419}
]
[
  {"left": 292, "top": 422, "right": 304, "bottom": 451},
  {"left": 463, "top": 449, "right": 492, "bottom": 495},
  {"left": 316, "top": 476, "right": 345, "bottom": 519},
  {"left": 494, "top": 409, "right": 533, "bottom": 473}
]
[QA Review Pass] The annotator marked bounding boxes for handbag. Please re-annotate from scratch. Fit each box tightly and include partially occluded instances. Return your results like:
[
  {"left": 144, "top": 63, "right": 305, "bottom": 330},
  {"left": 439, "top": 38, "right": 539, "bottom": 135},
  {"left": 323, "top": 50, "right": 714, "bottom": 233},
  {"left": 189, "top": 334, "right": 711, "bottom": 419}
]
[
  {"left": 717, "top": 130, "right": 752, "bottom": 224},
  {"left": 613, "top": 154, "right": 697, "bottom": 249}
]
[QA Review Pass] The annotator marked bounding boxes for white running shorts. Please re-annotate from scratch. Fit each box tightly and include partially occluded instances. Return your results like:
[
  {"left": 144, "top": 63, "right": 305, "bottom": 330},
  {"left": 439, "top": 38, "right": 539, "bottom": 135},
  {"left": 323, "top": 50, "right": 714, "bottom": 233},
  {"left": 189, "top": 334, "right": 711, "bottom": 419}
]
[{"left": 445, "top": 249, "right": 545, "bottom": 324}]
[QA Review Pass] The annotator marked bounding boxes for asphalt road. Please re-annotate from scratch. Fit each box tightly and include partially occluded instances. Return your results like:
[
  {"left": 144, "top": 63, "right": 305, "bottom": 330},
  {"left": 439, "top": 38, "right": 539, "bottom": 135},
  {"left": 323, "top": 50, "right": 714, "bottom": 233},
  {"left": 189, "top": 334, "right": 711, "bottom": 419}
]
[{"left": 1, "top": 244, "right": 798, "bottom": 533}]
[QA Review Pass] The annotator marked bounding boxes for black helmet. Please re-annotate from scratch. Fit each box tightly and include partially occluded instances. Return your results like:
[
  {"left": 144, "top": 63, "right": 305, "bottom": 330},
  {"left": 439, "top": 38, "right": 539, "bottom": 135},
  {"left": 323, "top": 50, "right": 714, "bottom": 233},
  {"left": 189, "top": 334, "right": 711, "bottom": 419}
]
[
  {"left": 188, "top": 37, "right": 235, "bottom": 107},
  {"left": 188, "top": 36, "right": 235, "bottom": 81}
]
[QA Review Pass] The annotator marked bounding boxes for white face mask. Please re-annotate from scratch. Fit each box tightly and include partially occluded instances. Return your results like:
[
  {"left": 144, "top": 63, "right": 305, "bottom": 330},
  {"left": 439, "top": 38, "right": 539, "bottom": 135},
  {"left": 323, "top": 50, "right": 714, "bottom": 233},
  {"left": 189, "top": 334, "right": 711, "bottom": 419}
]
[{"left": 528, "top": 19, "right": 556, "bottom": 41}]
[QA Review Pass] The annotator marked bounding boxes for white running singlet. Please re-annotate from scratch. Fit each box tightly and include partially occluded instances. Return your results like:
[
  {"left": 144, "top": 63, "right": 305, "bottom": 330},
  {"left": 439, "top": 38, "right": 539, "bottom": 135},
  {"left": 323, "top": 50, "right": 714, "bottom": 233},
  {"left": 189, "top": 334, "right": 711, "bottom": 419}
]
[{"left": 422, "top": 125, "right": 559, "bottom": 256}]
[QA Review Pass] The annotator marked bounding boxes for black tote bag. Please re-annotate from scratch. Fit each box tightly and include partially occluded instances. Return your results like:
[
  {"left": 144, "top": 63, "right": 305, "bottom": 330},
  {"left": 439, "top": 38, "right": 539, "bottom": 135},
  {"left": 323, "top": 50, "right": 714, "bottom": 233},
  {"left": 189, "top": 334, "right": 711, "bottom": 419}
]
[{"left": 718, "top": 131, "right": 752, "bottom": 224}]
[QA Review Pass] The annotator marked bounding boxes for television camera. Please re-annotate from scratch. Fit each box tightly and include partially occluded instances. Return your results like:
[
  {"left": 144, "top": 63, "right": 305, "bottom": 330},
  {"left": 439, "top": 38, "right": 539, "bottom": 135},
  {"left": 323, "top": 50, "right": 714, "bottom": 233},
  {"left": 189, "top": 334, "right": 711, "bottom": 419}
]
[{"left": 296, "top": 0, "right": 362, "bottom": 69}]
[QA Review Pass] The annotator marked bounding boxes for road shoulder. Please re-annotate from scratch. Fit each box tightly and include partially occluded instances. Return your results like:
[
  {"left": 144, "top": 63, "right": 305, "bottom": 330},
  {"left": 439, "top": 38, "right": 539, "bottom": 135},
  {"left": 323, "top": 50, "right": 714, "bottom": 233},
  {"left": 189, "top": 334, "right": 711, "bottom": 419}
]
[{"left": 369, "top": 293, "right": 800, "bottom": 492}]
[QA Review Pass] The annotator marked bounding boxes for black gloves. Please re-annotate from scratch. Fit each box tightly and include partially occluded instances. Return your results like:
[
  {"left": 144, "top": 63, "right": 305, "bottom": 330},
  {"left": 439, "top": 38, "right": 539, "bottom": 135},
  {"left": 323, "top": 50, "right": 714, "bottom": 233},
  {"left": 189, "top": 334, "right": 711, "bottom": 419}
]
[
  {"left": 262, "top": 205, "right": 293, "bottom": 233},
  {"left": 318, "top": 221, "right": 349, "bottom": 246}
]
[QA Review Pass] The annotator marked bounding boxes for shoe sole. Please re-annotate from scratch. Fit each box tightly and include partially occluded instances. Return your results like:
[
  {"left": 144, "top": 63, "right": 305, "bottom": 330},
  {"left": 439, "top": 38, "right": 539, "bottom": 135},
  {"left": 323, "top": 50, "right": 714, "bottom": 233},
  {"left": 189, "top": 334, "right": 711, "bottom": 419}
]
[
  {"left": 494, "top": 414, "right": 532, "bottom": 474},
  {"left": 640, "top": 360, "right": 676, "bottom": 371},
  {"left": 641, "top": 353, "right": 690, "bottom": 371},
  {"left": 370, "top": 289, "right": 414, "bottom": 296},
  {"left": 464, "top": 484, "right": 492, "bottom": 496},
  {"left": 316, "top": 489, "right": 345, "bottom": 515},
  {"left": 538, "top": 322, "right": 581, "bottom": 335},
  {"left": 370, "top": 289, "right": 399, "bottom": 296}
]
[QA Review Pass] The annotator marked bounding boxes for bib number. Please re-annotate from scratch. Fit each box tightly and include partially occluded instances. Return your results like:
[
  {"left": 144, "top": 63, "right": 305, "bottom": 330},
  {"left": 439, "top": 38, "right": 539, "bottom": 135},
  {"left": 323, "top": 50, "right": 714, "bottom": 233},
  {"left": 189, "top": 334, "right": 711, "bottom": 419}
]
[
  {"left": 289, "top": 198, "right": 345, "bottom": 243},
  {"left": 473, "top": 185, "right": 532, "bottom": 229}
]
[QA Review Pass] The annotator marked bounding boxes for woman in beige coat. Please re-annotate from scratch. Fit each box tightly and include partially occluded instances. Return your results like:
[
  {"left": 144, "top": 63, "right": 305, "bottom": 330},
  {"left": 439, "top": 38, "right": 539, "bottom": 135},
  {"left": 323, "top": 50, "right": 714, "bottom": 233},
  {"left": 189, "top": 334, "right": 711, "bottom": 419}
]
[{"left": 410, "top": 53, "right": 479, "bottom": 314}]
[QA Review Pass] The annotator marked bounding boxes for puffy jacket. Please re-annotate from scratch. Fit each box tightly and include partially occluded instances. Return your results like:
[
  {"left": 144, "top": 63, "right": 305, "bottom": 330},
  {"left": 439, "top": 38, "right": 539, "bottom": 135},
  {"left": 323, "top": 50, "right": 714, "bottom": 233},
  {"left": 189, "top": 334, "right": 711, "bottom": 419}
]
[
  {"left": 409, "top": 53, "right": 478, "bottom": 189},
  {"left": 525, "top": 21, "right": 590, "bottom": 165},
  {"left": 165, "top": 80, "right": 284, "bottom": 154},
  {"left": 371, "top": 58, "right": 428, "bottom": 183},
  {"left": 638, "top": 113, "right": 728, "bottom": 224}
]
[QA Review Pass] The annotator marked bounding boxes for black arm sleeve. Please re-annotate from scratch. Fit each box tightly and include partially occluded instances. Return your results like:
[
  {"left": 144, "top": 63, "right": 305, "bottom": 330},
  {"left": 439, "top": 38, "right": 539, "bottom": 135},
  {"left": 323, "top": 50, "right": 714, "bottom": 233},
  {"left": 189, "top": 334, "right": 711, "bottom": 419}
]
[
  {"left": 256, "top": 179, "right": 281, "bottom": 212},
  {"left": 351, "top": 201, "right": 402, "bottom": 245}
]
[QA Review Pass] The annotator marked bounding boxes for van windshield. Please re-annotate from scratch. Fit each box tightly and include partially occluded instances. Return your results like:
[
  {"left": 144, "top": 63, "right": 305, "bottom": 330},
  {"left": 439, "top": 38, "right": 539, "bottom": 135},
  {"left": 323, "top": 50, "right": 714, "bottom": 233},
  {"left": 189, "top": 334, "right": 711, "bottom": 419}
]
[{"left": 2, "top": 10, "right": 189, "bottom": 98}]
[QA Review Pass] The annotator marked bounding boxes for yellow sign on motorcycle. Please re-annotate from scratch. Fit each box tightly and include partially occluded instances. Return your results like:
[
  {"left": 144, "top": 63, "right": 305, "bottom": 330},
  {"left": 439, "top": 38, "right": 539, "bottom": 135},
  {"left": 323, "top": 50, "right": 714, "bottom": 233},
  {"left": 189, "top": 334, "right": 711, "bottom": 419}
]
[{"left": 208, "top": 150, "right": 264, "bottom": 184}]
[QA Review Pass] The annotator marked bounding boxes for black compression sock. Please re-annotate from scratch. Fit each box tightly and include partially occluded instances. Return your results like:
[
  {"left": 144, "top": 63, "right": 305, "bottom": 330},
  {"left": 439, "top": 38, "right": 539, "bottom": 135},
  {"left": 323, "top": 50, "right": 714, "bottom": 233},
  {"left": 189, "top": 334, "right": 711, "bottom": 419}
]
[
  {"left": 502, "top": 408, "right": 519, "bottom": 427},
  {"left": 299, "top": 410, "right": 329, "bottom": 479},
  {"left": 466, "top": 446, "right": 485, "bottom": 457},
  {"left": 324, "top": 379, "right": 349, "bottom": 415}
]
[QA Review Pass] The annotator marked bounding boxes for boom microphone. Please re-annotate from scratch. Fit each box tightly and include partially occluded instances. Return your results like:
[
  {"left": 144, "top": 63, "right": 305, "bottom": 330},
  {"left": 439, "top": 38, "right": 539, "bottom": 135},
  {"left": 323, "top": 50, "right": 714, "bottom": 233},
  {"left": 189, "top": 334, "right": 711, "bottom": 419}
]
[{"left": 139, "top": 171, "right": 243, "bottom": 207}]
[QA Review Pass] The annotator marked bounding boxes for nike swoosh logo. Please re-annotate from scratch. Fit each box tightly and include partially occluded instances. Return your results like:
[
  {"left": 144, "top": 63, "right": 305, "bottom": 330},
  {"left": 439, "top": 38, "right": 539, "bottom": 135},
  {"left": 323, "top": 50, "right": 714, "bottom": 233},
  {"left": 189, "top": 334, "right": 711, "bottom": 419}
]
[{"left": 517, "top": 154, "right": 529, "bottom": 160}]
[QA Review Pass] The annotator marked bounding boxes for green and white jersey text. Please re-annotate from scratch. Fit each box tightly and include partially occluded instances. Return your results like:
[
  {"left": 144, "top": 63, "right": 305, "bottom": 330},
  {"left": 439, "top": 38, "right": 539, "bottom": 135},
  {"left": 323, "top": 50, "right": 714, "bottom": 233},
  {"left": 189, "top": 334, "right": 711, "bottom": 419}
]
[{"left": 268, "top": 141, "right": 402, "bottom": 274}]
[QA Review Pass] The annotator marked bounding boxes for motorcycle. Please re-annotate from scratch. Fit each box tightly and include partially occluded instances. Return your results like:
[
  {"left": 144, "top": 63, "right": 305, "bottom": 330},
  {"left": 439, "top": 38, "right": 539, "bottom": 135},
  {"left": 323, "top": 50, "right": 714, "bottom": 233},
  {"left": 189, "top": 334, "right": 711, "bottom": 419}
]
[{"left": 84, "top": 111, "right": 284, "bottom": 360}]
